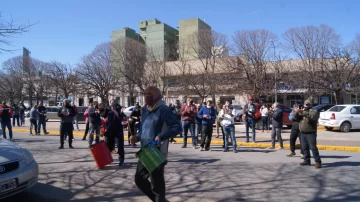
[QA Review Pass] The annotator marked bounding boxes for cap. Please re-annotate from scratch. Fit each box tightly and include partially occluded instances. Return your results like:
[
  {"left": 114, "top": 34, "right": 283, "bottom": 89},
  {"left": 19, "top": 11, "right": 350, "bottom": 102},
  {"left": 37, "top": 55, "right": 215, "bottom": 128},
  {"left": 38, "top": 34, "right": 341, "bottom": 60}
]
[
  {"left": 248, "top": 97, "right": 253, "bottom": 101},
  {"left": 304, "top": 100, "right": 312, "bottom": 105}
]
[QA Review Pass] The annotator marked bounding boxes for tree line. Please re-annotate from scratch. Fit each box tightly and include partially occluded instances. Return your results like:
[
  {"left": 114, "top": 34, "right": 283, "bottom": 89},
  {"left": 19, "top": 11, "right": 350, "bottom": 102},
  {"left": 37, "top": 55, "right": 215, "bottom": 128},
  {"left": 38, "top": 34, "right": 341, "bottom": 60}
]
[{"left": 1, "top": 24, "right": 360, "bottom": 106}]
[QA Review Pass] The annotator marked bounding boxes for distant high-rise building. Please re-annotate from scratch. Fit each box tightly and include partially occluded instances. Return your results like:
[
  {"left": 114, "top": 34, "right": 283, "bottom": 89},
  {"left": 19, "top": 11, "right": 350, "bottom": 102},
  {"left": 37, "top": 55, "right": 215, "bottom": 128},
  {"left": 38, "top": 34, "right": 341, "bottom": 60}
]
[
  {"left": 139, "top": 19, "right": 178, "bottom": 61},
  {"left": 178, "top": 18, "right": 211, "bottom": 60}
]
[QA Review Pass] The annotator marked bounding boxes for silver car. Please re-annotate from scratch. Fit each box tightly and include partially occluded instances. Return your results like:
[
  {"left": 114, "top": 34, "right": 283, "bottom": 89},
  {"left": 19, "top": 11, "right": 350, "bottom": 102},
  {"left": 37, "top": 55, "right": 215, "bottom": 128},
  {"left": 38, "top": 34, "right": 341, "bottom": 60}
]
[{"left": 0, "top": 139, "right": 39, "bottom": 200}]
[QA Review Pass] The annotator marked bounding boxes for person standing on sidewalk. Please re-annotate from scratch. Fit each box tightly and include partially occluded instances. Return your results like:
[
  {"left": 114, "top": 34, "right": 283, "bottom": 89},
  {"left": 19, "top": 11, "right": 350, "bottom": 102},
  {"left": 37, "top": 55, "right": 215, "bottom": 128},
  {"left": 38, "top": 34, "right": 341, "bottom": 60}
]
[
  {"left": 268, "top": 103, "right": 284, "bottom": 149},
  {"left": 88, "top": 101, "right": 101, "bottom": 147},
  {"left": 194, "top": 103, "right": 203, "bottom": 145},
  {"left": 29, "top": 105, "right": 40, "bottom": 136},
  {"left": 19, "top": 101, "right": 26, "bottom": 126},
  {"left": 294, "top": 100, "right": 322, "bottom": 169},
  {"left": 0, "top": 102, "right": 14, "bottom": 140},
  {"left": 57, "top": 99, "right": 76, "bottom": 149},
  {"left": 72, "top": 103, "right": 80, "bottom": 131},
  {"left": 180, "top": 98, "right": 197, "bottom": 149},
  {"left": 37, "top": 101, "right": 49, "bottom": 135},
  {"left": 11, "top": 103, "right": 20, "bottom": 127},
  {"left": 82, "top": 103, "right": 90, "bottom": 140},
  {"left": 287, "top": 104, "right": 304, "bottom": 158},
  {"left": 244, "top": 97, "right": 256, "bottom": 143},
  {"left": 198, "top": 100, "right": 216, "bottom": 151},
  {"left": 131, "top": 86, "right": 181, "bottom": 202},
  {"left": 215, "top": 100, "right": 223, "bottom": 138},
  {"left": 260, "top": 104, "right": 269, "bottom": 133},
  {"left": 219, "top": 104, "right": 237, "bottom": 153}
]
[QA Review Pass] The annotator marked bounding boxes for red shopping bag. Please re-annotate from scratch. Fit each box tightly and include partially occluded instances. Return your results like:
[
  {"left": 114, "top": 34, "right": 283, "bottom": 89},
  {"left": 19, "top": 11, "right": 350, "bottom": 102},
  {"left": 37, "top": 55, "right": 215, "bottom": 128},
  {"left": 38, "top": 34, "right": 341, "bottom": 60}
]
[{"left": 90, "top": 141, "right": 113, "bottom": 169}]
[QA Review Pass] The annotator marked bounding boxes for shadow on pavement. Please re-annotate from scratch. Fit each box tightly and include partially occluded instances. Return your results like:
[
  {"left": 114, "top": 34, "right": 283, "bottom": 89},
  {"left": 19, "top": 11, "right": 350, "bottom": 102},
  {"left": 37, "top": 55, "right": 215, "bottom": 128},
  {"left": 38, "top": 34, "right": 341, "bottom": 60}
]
[
  {"left": 323, "top": 161, "right": 360, "bottom": 168},
  {"left": 320, "top": 155, "right": 351, "bottom": 159}
]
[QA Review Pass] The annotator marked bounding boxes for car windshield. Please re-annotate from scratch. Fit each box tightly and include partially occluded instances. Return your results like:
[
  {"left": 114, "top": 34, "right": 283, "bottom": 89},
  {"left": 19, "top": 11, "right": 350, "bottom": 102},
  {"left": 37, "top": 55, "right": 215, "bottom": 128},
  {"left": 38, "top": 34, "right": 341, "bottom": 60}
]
[
  {"left": 328, "top": 106, "right": 346, "bottom": 112},
  {"left": 312, "top": 105, "right": 325, "bottom": 110}
]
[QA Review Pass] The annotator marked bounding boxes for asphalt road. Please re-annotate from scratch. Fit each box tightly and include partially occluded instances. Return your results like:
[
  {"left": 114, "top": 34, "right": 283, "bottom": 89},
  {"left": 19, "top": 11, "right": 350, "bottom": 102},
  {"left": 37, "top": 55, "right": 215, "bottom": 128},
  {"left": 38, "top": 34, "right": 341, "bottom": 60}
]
[{"left": 3, "top": 132, "right": 360, "bottom": 202}]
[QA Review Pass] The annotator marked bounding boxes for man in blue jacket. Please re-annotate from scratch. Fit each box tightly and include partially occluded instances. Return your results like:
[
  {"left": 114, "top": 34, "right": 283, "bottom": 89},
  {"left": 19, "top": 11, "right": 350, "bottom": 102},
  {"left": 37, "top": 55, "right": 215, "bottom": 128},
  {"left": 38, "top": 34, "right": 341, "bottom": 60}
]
[
  {"left": 197, "top": 100, "right": 216, "bottom": 151},
  {"left": 268, "top": 102, "right": 284, "bottom": 149},
  {"left": 132, "top": 86, "right": 182, "bottom": 202}
]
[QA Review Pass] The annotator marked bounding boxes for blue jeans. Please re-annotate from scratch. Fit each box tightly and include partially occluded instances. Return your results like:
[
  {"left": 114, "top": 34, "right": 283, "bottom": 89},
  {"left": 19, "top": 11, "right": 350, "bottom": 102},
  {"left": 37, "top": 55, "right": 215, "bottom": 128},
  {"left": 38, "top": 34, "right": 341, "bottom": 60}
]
[
  {"left": 223, "top": 125, "right": 236, "bottom": 150},
  {"left": 20, "top": 114, "right": 25, "bottom": 126},
  {"left": 245, "top": 117, "right": 256, "bottom": 142},
  {"left": 37, "top": 119, "right": 47, "bottom": 134},
  {"left": 73, "top": 116, "right": 79, "bottom": 130},
  {"left": 1, "top": 121, "right": 13, "bottom": 139},
  {"left": 88, "top": 123, "right": 101, "bottom": 146},
  {"left": 182, "top": 121, "right": 195, "bottom": 146}
]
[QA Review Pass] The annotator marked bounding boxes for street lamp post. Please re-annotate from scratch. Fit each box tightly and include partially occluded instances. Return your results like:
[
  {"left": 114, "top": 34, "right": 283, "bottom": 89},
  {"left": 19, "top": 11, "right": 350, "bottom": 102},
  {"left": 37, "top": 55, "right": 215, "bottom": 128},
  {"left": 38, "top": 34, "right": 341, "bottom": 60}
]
[{"left": 270, "top": 39, "right": 277, "bottom": 103}]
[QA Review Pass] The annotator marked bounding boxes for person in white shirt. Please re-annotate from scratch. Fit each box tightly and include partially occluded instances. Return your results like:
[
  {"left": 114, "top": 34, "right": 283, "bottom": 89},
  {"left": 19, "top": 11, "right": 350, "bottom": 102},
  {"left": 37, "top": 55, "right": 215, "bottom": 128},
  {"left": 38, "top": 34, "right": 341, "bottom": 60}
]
[
  {"left": 219, "top": 103, "right": 237, "bottom": 153},
  {"left": 260, "top": 104, "right": 269, "bottom": 133}
]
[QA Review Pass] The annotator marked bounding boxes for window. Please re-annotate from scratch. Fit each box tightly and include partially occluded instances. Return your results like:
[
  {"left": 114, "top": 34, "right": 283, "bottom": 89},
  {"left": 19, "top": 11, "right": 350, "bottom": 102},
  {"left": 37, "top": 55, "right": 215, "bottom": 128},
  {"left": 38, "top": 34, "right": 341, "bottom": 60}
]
[
  {"left": 350, "top": 107, "right": 360, "bottom": 114},
  {"left": 328, "top": 106, "right": 346, "bottom": 112}
]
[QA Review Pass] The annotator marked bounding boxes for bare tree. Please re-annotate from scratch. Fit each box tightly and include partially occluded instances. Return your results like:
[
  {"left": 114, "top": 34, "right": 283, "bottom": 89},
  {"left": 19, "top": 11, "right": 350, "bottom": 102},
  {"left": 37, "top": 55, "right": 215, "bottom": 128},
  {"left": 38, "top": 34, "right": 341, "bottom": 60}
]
[
  {"left": 46, "top": 61, "right": 77, "bottom": 99},
  {"left": 77, "top": 42, "right": 119, "bottom": 105},
  {"left": 175, "top": 29, "right": 228, "bottom": 102},
  {"left": 32, "top": 59, "right": 51, "bottom": 103},
  {"left": 111, "top": 38, "right": 147, "bottom": 105},
  {"left": 283, "top": 25, "right": 358, "bottom": 104},
  {"left": 0, "top": 13, "right": 35, "bottom": 53},
  {"left": 230, "top": 29, "right": 285, "bottom": 100},
  {"left": 0, "top": 70, "right": 23, "bottom": 103}
]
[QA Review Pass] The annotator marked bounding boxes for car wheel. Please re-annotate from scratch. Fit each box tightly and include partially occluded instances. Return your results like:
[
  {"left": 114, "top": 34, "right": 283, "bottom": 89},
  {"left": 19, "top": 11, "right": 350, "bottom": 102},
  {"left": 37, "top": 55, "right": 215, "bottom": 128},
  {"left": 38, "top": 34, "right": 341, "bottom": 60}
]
[
  {"left": 325, "top": 126, "right": 334, "bottom": 131},
  {"left": 340, "top": 122, "right": 351, "bottom": 133}
]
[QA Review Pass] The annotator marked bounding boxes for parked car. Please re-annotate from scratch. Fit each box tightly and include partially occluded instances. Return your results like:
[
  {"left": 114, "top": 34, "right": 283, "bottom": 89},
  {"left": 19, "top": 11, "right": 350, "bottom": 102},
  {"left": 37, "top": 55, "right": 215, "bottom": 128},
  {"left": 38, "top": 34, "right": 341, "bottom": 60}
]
[
  {"left": 312, "top": 104, "right": 335, "bottom": 112},
  {"left": 44, "top": 106, "right": 87, "bottom": 122},
  {"left": 318, "top": 105, "right": 360, "bottom": 132},
  {"left": 0, "top": 139, "right": 38, "bottom": 200},
  {"left": 244, "top": 103, "right": 292, "bottom": 129},
  {"left": 123, "top": 106, "right": 136, "bottom": 117},
  {"left": 232, "top": 104, "right": 244, "bottom": 122}
]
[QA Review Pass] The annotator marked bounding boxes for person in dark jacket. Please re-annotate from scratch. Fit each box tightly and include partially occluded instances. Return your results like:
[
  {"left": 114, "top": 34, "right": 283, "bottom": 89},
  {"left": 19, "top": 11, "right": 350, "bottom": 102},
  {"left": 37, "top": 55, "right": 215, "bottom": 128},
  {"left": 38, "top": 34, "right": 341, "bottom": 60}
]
[
  {"left": 88, "top": 101, "right": 101, "bottom": 147},
  {"left": 128, "top": 105, "right": 141, "bottom": 146},
  {"left": 294, "top": 99, "right": 322, "bottom": 169},
  {"left": 244, "top": 97, "right": 256, "bottom": 143},
  {"left": 11, "top": 103, "right": 20, "bottom": 127},
  {"left": 197, "top": 100, "right": 216, "bottom": 151},
  {"left": 101, "top": 103, "right": 125, "bottom": 166},
  {"left": 57, "top": 99, "right": 76, "bottom": 149},
  {"left": 37, "top": 101, "right": 49, "bottom": 135},
  {"left": 0, "top": 102, "right": 14, "bottom": 140},
  {"left": 268, "top": 102, "right": 284, "bottom": 149},
  {"left": 19, "top": 101, "right": 26, "bottom": 126},
  {"left": 287, "top": 104, "right": 304, "bottom": 158}
]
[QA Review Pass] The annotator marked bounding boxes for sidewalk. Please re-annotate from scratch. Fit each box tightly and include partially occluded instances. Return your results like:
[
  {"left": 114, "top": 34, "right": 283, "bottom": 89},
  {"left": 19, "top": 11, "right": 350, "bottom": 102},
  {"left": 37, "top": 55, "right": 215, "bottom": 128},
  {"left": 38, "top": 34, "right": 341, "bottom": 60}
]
[{"left": 12, "top": 120, "right": 360, "bottom": 152}]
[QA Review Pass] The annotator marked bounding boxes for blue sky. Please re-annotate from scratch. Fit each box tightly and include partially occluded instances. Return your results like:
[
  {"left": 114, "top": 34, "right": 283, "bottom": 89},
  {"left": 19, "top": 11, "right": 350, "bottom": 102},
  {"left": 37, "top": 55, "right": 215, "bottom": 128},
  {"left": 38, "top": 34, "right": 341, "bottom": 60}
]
[{"left": 1, "top": 0, "right": 359, "bottom": 66}]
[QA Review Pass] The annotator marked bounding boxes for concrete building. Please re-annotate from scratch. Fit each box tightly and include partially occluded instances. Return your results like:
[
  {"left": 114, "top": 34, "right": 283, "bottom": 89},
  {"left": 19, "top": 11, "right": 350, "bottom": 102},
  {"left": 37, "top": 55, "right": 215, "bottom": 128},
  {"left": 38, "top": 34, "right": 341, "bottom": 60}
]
[
  {"left": 178, "top": 18, "right": 211, "bottom": 60},
  {"left": 139, "top": 19, "right": 178, "bottom": 61},
  {"left": 111, "top": 27, "right": 143, "bottom": 43}
]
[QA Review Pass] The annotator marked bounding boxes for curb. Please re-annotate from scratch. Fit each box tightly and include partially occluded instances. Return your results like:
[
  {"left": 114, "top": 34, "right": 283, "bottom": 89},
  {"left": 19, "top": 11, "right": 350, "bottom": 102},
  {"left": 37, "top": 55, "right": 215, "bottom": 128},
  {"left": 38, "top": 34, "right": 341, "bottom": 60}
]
[{"left": 12, "top": 129, "right": 360, "bottom": 152}]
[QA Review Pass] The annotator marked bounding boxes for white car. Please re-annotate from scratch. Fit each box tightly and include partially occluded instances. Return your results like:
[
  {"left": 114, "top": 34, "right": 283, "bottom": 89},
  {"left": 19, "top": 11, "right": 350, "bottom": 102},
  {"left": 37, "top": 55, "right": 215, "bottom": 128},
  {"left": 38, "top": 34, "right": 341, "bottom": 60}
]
[
  {"left": 318, "top": 105, "right": 360, "bottom": 132},
  {"left": 0, "top": 139, "right": 38, "bottom": 199},
  {"left": 123, "top": 106, "right": 136, "bottom": 117}
]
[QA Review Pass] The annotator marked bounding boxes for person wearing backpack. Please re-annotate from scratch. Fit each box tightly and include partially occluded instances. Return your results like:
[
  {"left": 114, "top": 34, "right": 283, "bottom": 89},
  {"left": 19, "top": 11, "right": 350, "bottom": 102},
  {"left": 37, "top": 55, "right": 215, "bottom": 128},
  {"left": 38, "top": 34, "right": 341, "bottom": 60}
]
[
  {"left": 287, "top": 104, "right": 304, "bottom": 158},
  {"left": 0, "top": 102, "right": 14, "bottom": 140}
]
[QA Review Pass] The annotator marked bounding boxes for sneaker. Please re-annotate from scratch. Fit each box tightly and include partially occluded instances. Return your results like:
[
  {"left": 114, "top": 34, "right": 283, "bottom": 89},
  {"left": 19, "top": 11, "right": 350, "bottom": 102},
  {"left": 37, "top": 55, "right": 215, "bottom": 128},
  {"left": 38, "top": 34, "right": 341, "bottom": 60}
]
[
  {"left": 205, "top": 147, "right": 211, "bottom": 151},
  {"left": 58, "top": 146, "right": 64, "bottom": 149},
  {"left": 82, "top": 138, "right": 86, "bottom": 141},
  {"left": 199, "top": 147, "right": 204, "bottom": 151},
  {"left": 314, "top": 163, "right": 322, "bottom": 169},
  {"left": 267, "top": 146, "right": 275, "bottom": 149},
  {"left": 223, "top": 149, "right": 228, "bottom": 152},
  {"left": 287, "top": 152, "right": 296, "bottom": 157},
  {"left": 299, "top": 161, "right": 311, "bottom": 166},
  {"left": 181, "top": 145, "right": 187, "bottom": 148},
  {"left": 300, "top": 154, "right": 304, "bottom": 159},
  {"left": 119, "top": 160, "right": 124, "bottom": 166},
  {"left": 45, "top": 132, "right": 49, "bottom": 135},
  {"left": 276, "top": 147, "right": 284, "bottom": 150},
  {"left": 69, "top": 145, "right": 74, "bottom": 149},
  {"left": 36, "top": 133, "right": 40, "bottom": 136},
  {"left": 234, "top": 150, "right": 238, "bottom": 153}
]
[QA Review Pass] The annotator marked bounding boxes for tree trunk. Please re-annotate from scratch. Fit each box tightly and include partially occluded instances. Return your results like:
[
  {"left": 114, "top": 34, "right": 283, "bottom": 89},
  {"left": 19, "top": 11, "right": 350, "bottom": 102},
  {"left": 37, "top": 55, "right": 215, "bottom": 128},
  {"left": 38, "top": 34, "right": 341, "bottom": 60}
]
[{"left": 334, "top": 90, "right": 342, "bottom": 105}]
